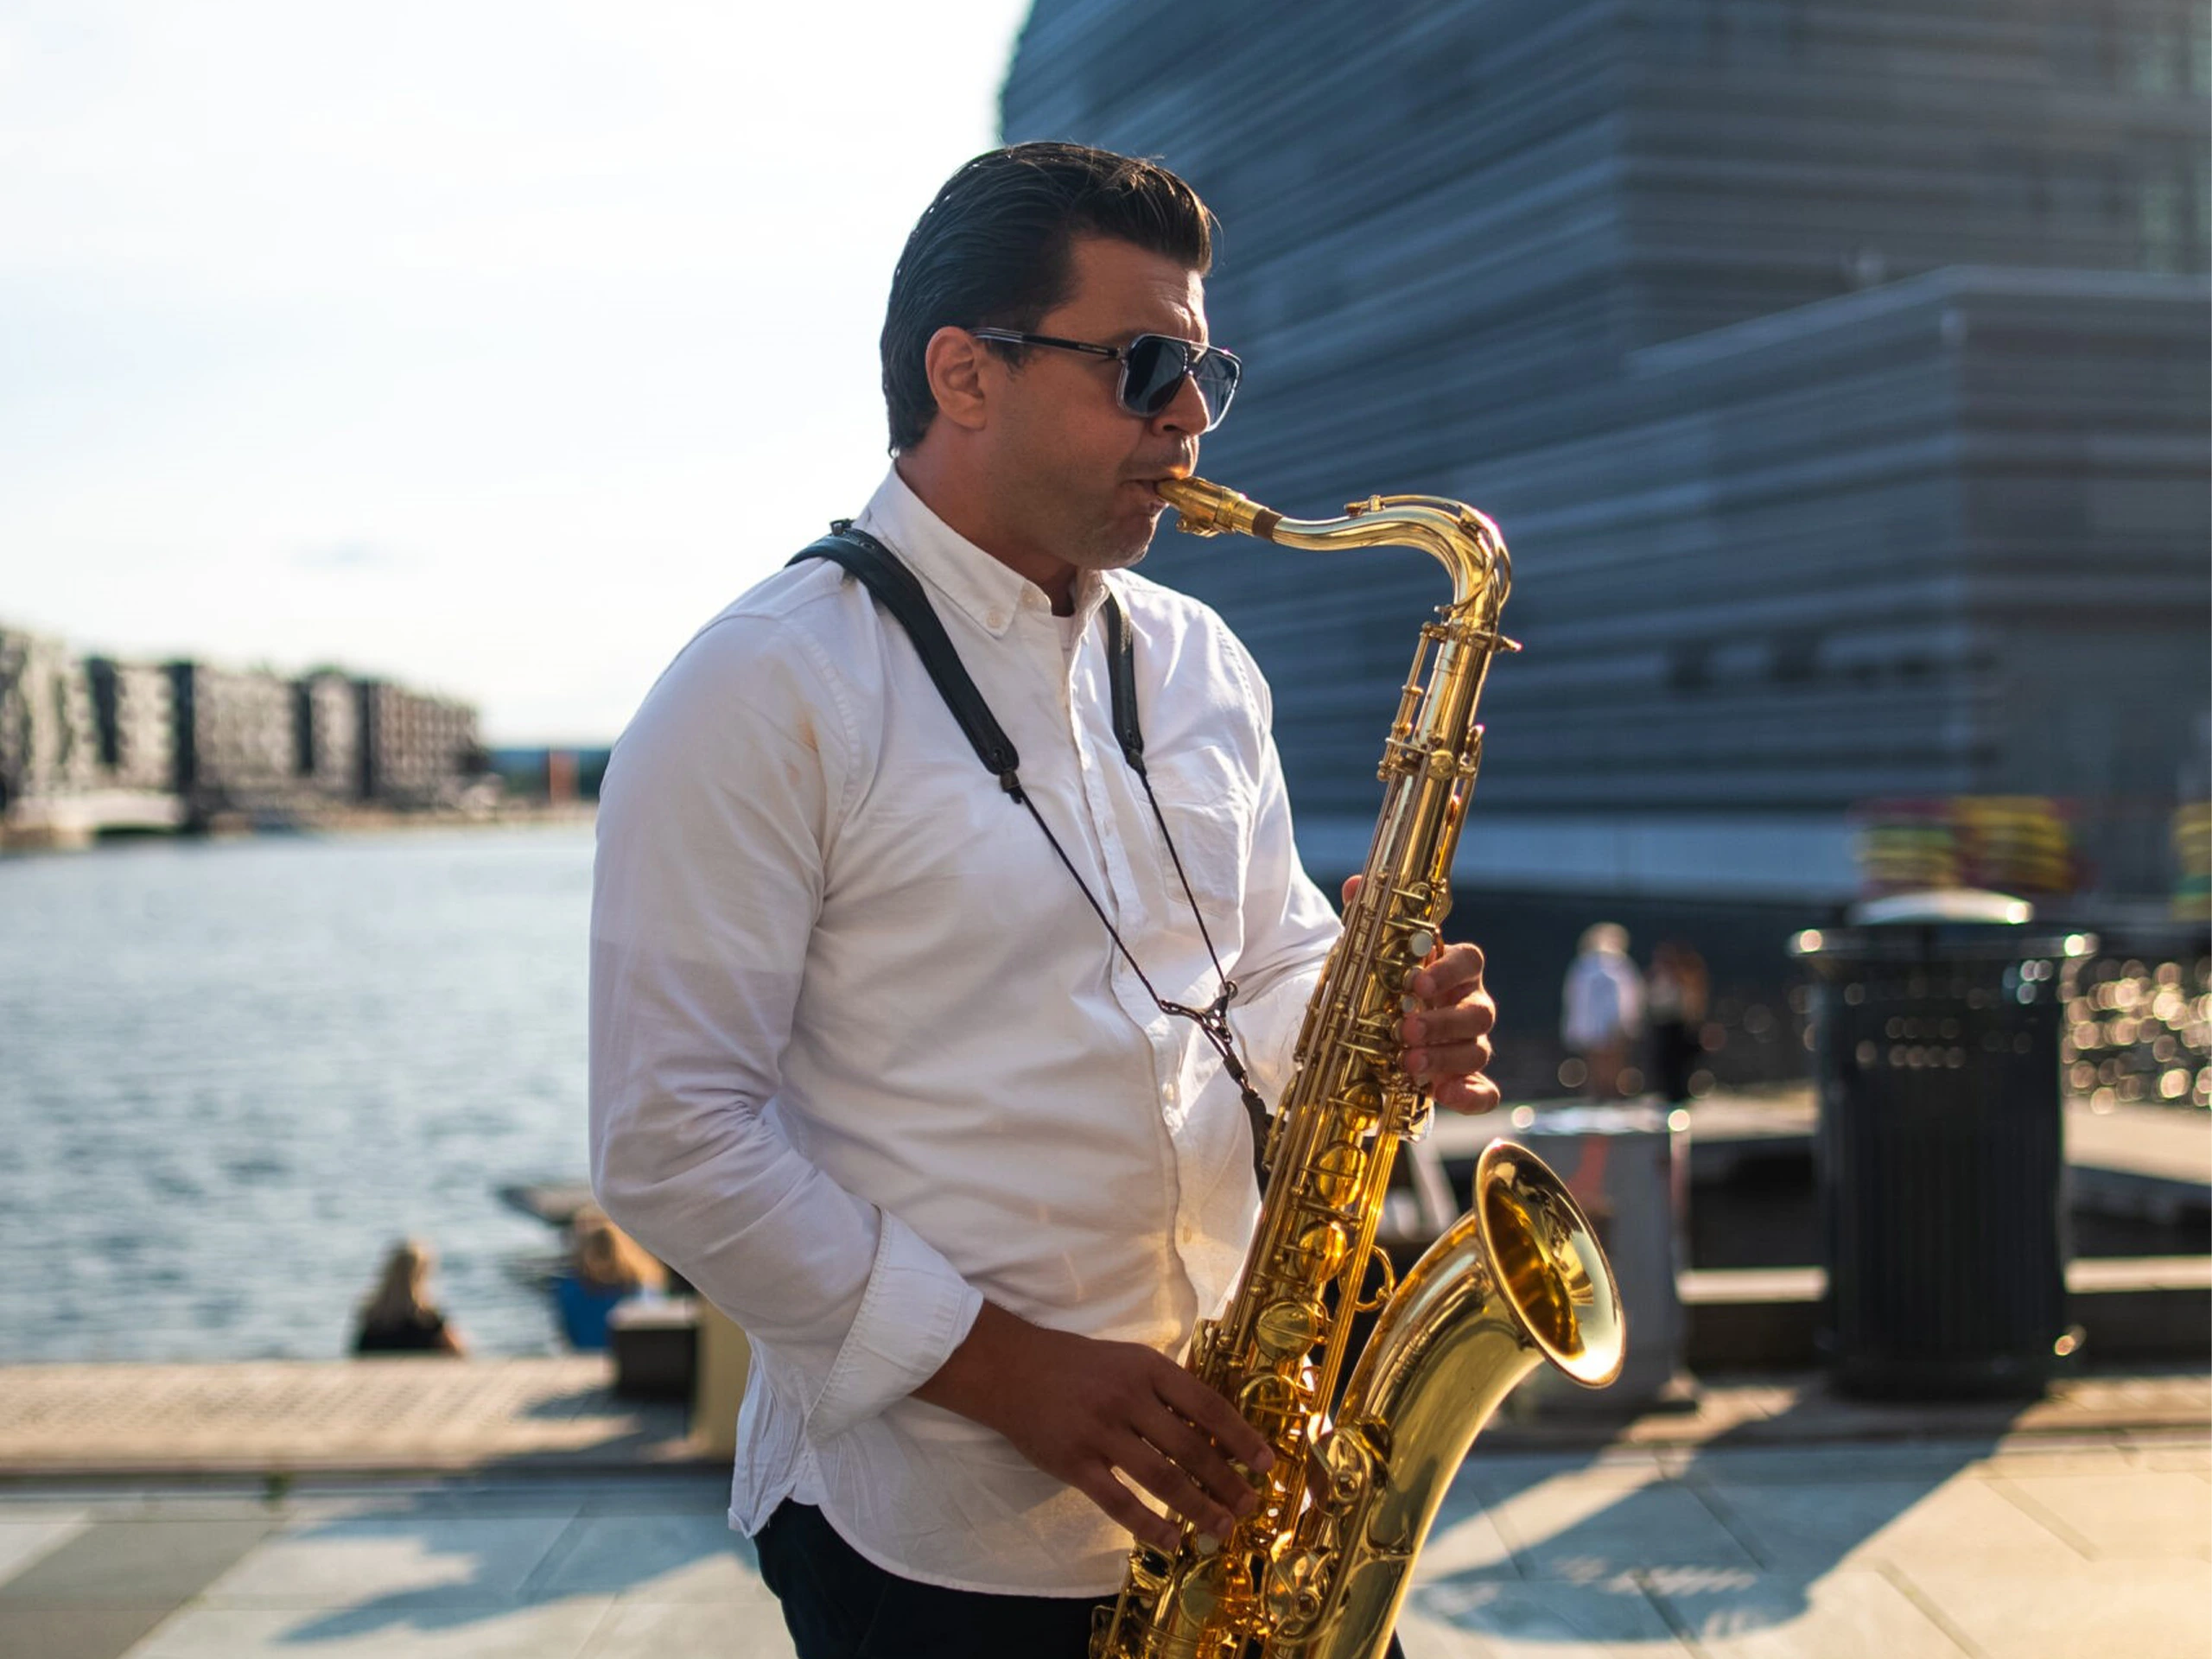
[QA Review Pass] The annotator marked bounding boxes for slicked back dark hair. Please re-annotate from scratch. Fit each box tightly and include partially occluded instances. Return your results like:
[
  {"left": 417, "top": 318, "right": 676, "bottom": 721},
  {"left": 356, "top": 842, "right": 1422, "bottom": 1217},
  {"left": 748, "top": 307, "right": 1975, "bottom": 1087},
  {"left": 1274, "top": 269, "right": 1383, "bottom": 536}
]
[{"left": 880, "top": 142, "right": 1217, "bottom": 453}]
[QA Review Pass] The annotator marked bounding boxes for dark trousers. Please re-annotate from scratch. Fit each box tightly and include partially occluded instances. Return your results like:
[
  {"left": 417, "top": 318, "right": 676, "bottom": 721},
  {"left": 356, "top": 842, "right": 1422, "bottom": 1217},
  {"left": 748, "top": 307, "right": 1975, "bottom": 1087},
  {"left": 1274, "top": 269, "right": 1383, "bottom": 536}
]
[{"left": 754, "top": 1500, "right": 1409, "bottom": 1658}]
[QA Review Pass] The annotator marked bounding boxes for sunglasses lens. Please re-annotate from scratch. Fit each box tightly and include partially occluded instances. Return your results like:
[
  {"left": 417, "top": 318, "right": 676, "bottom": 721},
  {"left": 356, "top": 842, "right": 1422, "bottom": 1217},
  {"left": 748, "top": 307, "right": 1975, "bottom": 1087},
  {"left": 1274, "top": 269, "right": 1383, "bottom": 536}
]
[
  {"left": 1191, "top": 353, "right": 1239, "bottom": 429},
  {"left": 1119, "top": 336, "right": 1191, "bottom": 417},
  {"left": 1120, "top": 337, "right": 1241, "bottom": 430}
]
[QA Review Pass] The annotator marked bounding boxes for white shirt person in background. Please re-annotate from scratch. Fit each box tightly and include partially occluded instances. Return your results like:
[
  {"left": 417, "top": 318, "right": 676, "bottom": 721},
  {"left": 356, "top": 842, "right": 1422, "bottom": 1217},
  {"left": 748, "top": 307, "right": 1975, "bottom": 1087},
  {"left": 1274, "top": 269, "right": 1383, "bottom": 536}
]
[
  {"left": 1561, "top": 921, "right": 1645, "bottom": 1101},
  {"left": 588, "top": 142, "right": 1503, "bottom": 1658}
]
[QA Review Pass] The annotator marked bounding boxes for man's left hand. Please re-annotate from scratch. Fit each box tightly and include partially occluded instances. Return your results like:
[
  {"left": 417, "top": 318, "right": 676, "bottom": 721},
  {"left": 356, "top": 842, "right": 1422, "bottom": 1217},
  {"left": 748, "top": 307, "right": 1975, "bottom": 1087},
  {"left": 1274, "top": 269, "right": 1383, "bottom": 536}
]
[{"left": 1344, "top": 875, "right": 1501, "bottom": 1116}]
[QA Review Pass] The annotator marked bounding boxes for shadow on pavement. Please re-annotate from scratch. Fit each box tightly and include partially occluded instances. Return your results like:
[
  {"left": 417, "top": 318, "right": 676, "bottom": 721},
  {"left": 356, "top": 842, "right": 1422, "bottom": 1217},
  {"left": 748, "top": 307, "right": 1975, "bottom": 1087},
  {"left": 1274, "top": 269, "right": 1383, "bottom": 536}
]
[
  {"left": 1408, "top": 1387, "right": 2012, "bottom": 1648},
  {"left": 267, "top": 1467, "right": 756, "bottom": 1649}
]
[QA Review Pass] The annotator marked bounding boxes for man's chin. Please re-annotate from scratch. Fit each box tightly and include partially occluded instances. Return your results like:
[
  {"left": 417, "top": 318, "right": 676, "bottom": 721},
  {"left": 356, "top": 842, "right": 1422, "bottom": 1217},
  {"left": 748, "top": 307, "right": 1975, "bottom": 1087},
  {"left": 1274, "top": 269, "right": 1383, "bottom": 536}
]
[
  {"left": 1111, "top": 512, "right": 1163, "bottom": 568},
  {"left": 1084, "top": 504, "right": 1160, "bottom": 570},
  {"left": 1090, "top": 536, "right": 1152, "bottom": 573}
]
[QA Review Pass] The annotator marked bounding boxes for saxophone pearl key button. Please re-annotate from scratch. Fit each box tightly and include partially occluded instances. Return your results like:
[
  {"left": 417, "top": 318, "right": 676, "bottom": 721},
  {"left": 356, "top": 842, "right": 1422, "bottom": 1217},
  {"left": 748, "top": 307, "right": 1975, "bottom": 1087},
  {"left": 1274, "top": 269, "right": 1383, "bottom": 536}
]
[{"left": 1402, "top": 995, "right": 1420, "bottom": 1013}]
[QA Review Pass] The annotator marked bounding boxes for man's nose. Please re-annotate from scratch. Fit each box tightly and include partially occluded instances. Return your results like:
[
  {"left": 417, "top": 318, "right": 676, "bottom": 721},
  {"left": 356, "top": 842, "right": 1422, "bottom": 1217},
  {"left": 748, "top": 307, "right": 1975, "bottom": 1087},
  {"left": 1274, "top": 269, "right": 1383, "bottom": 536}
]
[{"left": 1151, "top": 369, "right": 1211, "bottom": 436}]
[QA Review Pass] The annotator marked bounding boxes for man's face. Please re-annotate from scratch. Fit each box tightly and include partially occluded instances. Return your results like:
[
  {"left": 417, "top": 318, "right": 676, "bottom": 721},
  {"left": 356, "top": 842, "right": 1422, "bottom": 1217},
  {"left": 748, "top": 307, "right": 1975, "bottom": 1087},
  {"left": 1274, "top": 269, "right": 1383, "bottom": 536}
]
[{"left": 984, "top": 235, "right": 1212, "bottom": 574}]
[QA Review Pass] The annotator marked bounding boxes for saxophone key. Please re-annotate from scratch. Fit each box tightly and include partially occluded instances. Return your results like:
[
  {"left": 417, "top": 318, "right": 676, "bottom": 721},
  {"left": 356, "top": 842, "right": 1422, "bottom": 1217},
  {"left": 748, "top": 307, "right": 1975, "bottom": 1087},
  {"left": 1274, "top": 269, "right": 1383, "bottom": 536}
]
[
  {"left": 1282, "top": 1217, "right": 1349, "bottom": 1280},
  {"left": 1252, "top": 1297, "right": 1327, "bottom": 1359},
  {"left": 1307, "top": 1141, "right": 1364, "bottom": 1206}
]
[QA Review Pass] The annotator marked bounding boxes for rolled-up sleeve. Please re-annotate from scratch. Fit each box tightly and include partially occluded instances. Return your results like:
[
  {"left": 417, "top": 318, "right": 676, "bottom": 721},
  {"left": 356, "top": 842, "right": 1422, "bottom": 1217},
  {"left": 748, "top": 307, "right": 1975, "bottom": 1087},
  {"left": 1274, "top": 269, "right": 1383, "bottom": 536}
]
[{"left": 588, "top": 612, "right": 982, "bottom": 1440}]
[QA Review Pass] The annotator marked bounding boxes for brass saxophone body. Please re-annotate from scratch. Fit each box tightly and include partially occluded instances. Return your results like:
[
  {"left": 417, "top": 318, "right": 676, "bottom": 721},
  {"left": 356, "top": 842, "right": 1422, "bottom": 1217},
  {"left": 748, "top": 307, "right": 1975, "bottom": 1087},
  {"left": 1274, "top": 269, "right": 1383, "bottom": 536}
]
[{"left": 1092, "top": 479, "right": 1625, "bottom": 1659}]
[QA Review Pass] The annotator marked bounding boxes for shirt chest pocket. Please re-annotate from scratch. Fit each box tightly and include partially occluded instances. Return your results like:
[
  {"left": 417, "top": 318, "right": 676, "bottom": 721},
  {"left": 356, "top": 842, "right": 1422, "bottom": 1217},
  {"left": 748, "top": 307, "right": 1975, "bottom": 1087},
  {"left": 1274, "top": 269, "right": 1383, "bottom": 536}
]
[{"left": 1140, "top": 746, "right": 1255, "bottom": 949}]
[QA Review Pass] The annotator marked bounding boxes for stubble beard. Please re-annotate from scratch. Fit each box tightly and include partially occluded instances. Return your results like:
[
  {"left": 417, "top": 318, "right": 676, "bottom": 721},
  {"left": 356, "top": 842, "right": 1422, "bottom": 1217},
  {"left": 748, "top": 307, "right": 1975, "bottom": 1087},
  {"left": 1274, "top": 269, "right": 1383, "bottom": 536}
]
[
  {"left": 1052, "top": 482, "right": 1161, "bottom": 575},
  {"left": 1078, "top": 514, "right": 1156, "bottom": 573}
]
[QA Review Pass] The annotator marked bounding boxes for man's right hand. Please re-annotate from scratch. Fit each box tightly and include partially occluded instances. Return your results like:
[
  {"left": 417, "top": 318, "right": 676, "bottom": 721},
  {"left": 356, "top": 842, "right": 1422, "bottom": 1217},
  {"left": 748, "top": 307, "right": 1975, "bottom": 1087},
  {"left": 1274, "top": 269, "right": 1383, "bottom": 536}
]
[{"left": 912, "top": 1301, "right": 1274, "bottom": 1554}]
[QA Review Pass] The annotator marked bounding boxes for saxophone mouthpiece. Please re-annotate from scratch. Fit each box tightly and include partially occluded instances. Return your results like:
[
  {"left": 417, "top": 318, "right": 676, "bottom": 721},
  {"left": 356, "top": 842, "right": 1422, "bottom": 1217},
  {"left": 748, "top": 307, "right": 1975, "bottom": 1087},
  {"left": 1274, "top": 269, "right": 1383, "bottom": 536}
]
[{"left": 1159, "top": 475, "right": 1283, "bottom": 542}]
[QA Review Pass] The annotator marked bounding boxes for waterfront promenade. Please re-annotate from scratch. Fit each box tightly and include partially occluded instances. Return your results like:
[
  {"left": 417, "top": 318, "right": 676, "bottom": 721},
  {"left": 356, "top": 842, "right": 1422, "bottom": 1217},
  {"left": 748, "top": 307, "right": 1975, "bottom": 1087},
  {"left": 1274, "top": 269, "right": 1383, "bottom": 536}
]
[{"left": 2, "top": 1360, "right": 2204, "bottom": 1657}]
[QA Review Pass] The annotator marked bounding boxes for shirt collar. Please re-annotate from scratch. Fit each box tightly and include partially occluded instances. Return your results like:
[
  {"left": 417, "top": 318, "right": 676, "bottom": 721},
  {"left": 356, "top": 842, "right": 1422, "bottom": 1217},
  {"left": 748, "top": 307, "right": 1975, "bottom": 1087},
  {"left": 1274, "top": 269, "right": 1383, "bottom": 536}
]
[{"left": 854, "top": 466, "right": 1112, "bottom": 639}]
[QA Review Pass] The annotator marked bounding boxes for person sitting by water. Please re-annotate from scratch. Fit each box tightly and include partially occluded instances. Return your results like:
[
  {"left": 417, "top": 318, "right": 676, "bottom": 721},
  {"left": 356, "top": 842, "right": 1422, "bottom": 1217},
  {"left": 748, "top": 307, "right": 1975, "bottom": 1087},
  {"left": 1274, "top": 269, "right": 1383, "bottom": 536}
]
[
  {"left": 353, "top": 1237, "right": 468, "bottom": 1356},
  {"left": 553, "top": 1204, "right": 669, "bottom": 1351}
]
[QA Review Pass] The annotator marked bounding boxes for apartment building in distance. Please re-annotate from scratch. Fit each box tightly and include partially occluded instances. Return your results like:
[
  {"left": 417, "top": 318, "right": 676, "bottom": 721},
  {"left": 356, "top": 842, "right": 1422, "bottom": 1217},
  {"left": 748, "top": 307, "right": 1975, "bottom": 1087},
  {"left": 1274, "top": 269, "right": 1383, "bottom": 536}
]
[{"left": 0, "top": 623, "right": 484, "bottom": 842}]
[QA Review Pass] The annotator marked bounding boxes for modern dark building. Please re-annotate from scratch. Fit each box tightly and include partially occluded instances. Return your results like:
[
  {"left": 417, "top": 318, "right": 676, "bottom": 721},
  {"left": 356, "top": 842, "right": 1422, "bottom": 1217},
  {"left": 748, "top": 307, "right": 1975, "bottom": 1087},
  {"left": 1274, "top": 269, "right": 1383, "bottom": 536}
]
[{"left": 1002, "top": 0, "right": 2210, "bottom": 899}]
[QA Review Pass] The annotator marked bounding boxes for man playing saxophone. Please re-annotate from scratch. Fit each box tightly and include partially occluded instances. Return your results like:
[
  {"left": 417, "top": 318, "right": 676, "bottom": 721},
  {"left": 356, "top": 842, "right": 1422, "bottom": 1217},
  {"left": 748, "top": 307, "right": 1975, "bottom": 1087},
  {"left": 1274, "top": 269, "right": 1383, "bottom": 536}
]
[{"left": 589, "top": 141, "right": 1501, "bottom": 1657}]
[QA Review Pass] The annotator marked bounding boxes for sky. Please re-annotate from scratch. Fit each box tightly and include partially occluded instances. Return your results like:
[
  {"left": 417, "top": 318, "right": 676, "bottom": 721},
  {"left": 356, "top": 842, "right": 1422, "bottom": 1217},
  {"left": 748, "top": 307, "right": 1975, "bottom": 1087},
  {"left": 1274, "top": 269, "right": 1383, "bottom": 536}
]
[{"left": 0, "top": 0, "right": 1036, "bottom": 742}]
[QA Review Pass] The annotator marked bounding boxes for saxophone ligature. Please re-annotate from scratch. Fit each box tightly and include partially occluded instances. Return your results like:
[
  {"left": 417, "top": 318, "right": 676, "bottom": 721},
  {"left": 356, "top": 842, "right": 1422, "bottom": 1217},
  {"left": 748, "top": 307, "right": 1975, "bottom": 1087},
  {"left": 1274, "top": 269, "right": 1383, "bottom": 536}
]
[{"left": 1092, "top": 479, "right": 1626, "bottom": 1659}]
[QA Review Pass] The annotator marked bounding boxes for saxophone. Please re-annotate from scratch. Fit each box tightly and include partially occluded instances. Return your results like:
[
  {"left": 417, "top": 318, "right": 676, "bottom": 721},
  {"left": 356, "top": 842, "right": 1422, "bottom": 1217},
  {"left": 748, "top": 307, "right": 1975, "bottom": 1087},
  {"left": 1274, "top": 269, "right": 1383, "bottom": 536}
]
[{"left": 1093, "top": 479, "right": 1626, "bottom": 1659}]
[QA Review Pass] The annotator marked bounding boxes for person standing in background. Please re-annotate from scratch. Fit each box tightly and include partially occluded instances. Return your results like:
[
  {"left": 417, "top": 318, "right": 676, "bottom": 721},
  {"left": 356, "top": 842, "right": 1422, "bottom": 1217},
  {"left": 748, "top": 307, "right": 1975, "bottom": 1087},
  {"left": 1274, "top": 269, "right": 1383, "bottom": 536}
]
[
  {"left": 1560, "top": 922, "right": 1643, "bottom": 1099},
  {"left": 1645, "top": 940, "right": 1710, "bottom": 1104}
]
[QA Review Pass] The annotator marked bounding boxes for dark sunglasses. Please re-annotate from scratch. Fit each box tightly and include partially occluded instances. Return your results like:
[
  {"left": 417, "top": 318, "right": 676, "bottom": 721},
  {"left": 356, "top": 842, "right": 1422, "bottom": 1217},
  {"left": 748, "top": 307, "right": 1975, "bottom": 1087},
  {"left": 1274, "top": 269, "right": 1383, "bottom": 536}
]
[{"left": 969, "top": 328, "right": 1242, "bottom": 431}]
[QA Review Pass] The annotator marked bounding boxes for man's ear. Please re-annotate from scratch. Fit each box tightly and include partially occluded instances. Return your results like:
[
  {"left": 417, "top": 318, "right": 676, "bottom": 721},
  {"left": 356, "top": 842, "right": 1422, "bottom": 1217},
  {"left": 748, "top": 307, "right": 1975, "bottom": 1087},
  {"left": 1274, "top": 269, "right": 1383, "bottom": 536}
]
[{"left": 922, "top": 327, "right": 992, "bottom": 433}]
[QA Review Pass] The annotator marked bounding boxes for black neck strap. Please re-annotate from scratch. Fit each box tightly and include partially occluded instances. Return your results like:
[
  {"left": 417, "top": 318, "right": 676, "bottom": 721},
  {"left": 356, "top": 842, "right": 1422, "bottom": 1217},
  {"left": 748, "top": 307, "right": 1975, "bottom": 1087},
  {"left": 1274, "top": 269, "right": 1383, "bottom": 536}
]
[
  {"left": 793, "top": 524, "right": 1146, "bottom": 780},
  {"left": 1102, "top": 590, "right": 1145, "bottom": 776},
  {"left": 793, "top": 524, "right": 1026, "bottom": 786}
]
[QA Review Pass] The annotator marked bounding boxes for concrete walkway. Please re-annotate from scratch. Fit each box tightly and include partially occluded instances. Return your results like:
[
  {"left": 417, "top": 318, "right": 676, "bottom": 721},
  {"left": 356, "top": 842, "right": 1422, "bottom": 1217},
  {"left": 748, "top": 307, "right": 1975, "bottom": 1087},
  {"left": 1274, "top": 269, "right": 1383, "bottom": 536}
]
[
  {"left": 3, "top": 1357, "right": 2204, "bottom": 1477},
  {"left": 0, "top": 1357, "right": 687, "bottom": 1478},
  {"left": 3, "top": 1423, "right": 2205, "bottom": 1659}
]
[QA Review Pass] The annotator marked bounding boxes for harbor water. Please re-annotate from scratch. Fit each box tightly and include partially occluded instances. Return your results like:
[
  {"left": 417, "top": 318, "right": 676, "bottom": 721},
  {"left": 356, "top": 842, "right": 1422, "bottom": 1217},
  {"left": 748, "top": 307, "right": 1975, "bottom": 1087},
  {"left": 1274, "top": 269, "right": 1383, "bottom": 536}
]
[{"left": 0, "top": 823, "right": 596, "bottom": 1362}]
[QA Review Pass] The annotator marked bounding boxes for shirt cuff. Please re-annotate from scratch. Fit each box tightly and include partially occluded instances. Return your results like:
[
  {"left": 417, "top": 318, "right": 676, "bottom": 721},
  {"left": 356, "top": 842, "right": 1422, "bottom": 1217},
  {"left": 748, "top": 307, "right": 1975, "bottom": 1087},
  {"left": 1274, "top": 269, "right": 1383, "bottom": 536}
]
[{"left": 807, "top": 1207, "right": 984, "bottom": 1441}]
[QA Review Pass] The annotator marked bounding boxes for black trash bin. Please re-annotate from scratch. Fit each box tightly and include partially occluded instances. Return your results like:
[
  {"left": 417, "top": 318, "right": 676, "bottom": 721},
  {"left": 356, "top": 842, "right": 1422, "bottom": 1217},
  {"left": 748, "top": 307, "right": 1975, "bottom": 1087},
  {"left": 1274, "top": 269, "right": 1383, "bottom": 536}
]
[{"left": 1790, "top": 893, "right": 2097, "bottom": 1399}]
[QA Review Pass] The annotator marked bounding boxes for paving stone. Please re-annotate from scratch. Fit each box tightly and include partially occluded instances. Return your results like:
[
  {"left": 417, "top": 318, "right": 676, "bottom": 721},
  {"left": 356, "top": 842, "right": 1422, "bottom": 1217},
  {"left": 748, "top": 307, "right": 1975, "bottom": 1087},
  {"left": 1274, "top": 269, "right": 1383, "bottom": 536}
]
[
  {"left": 573, "top": 1478, "right": 733, "bottom": 1517},
  {"left": 87, "top": 1496, "right": 289, "bottom": 1522},
  {"left": 1669, "top": 1440, "right": 1999, "bottom": 1487},
  {"left": 1456, "top": 1450, "right": 1659, "bottom": 1508},
  {"left": 516, "top": 1513, "right": 779, "bottom": 1606},
  {"left": 278, "top": 1484, "right": 588, "bottom": 1524},
  {"left": 0, "top": 1516, "right": 92, "bottom": 1586},
  {"left": 2134, "top": 1438, "right": 2212, "bottom": 1475},
  {"left": 196, "top": 1515, "right": 575, "bottom": 1609},
  {"left": 1641, "top": 1567, "right": 1967, "bottom": 1658},
  {"left": 576, "top": 1598, "right": 799, "bottom": 1659},
  {"left": 1400, "top": 1575, "right": 1694, "bottom": 1656},
  {"left": 1895, "top": 1561, "right": 2212, "bottom": 1659},
  {"left": 1987, "top": 1471, "right": 2212, "bottom": 1560},
  {"left": 124, "top": 1599, "right": 618, "bottom": 1658},
  {"left": 1415, "top": 1491, "right": 1521, "bottom": 1580},
  {"left": 1697, "top": 1476, "right": 2093, "bottom": 1575},
  {"left": 1961, "top": 1438, "right": 2145, "bottom": 1479},
  {"left": 0, "top": 1605, "right": 178, "bottom": 1659},
  {"left": 0, "top": 1498, "right": 95, "bottom": 1522},
  {"left": 1484, "top": 1474, "right": 1758, "bottom": 1580},
  {"left": 0, "top": 1520, "right": 275, "bottom": 1608}
]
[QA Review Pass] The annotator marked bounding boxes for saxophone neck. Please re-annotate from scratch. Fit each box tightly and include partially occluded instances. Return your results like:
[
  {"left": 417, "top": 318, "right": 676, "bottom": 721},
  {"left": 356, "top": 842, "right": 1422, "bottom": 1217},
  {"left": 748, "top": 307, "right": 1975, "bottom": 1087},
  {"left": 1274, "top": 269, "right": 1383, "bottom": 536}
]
[{"left": 1157, "top": 476, "right": 1510, "bottom": 617}]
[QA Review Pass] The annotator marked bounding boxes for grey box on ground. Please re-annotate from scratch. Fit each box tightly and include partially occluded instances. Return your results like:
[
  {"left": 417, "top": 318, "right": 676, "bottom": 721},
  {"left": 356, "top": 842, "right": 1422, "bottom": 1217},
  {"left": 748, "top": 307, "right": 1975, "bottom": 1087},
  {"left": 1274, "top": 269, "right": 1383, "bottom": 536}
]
[{"left": 1503, "top": 1104, "right": 1689, "bottom": 1413}]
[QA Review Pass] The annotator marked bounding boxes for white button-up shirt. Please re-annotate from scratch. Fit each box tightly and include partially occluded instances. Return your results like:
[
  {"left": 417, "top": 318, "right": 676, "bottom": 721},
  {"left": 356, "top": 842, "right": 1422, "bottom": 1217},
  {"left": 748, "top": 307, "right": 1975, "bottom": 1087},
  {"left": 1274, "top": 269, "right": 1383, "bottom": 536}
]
[{"left": 588, "top": 467, "right": 1340, "bottom": 1595}]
